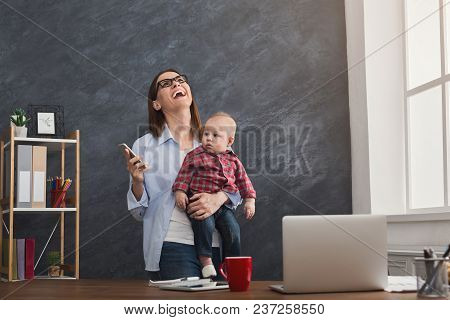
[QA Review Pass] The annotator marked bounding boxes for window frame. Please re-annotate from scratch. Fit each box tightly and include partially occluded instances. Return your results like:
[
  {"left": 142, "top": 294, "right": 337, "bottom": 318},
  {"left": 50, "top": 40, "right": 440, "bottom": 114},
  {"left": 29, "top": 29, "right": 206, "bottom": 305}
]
[{"left": 404, "top": 0, "right": 450, "bottom": 214}]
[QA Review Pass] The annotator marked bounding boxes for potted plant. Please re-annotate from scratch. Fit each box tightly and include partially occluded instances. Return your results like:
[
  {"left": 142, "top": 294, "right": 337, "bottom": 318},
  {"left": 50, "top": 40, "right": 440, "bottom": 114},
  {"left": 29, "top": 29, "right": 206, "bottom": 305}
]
[
  {"left": 10, "top": 108, "right": 30, "bottom": 137},
  {"left": 47, "top": 251, "right": 61, "bottom": 277}
]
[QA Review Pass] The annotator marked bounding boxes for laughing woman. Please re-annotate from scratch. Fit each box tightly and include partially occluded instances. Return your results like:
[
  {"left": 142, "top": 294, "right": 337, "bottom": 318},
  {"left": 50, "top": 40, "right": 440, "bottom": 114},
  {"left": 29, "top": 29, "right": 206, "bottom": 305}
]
[{"left": 123, "top": 69, "right": 241, "bottom": 280}]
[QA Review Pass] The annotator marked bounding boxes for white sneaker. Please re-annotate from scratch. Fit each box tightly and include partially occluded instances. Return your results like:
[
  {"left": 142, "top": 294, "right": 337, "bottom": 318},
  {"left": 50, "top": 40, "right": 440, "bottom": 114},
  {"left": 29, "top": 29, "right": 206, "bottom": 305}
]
[{"left": 202, "top": 265, "right": 217, "bottom": 278}]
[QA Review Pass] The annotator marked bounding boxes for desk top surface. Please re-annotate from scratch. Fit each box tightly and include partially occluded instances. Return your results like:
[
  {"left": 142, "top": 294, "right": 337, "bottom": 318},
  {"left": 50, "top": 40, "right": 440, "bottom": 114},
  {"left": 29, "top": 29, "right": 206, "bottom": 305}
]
[{"left": 0, "top": 279, "right": 419, "bottom": 300}]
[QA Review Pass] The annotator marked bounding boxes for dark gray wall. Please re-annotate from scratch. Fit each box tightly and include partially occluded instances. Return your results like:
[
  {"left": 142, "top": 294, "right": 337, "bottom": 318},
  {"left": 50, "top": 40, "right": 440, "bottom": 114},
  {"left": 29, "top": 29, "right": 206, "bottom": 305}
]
[{"left": 0, "top": 0, "right": 351, "bottom": 280}]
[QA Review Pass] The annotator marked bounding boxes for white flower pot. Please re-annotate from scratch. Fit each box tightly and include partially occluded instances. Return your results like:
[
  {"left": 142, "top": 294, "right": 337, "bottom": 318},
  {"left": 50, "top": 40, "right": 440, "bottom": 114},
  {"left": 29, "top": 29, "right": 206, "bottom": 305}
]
[{"left": 14, "top": 126, "right": 28, "bottom": 138}]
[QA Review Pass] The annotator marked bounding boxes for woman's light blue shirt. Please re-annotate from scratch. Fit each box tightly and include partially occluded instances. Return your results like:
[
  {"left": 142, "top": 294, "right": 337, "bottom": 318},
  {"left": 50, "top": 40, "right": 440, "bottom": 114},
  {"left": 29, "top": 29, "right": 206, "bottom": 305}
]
[{"left": 127, "top": 124, "right": 241, "bottom": 271}]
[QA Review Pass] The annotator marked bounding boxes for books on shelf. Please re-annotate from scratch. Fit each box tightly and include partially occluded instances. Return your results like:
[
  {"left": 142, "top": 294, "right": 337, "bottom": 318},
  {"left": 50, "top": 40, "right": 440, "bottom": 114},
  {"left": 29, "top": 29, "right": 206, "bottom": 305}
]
[
  {"left": 1, "top": 239, "right": 9, "bottom": 276},
  {"left": 1, "top": 238, "right": 35, "bottom": 280},
  {"left": 25, "top": 238, "right": 35, "bottom": 279},
  {"left": 12, "top": 239, "right": 17, "bottom": 280},
  {"left": 17, "top": 239, "right": 25, "bottom": 280}
]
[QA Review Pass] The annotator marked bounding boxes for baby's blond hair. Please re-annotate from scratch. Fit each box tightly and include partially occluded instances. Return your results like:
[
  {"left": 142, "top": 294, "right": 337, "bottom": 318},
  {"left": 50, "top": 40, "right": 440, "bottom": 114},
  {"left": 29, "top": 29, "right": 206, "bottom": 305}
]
[
  {"left": 209, "top": 111, "right": 233, "bottom": 119},
  {"left": 206, "top": 112, "right": 237, "bottom": 137}
]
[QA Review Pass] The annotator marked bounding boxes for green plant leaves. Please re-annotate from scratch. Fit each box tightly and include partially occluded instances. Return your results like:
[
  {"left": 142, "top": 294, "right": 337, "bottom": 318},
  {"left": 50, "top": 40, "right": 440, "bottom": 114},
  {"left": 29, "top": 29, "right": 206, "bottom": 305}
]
[{"left": 10, "top": 108, "right": 30, "bottom": 127}]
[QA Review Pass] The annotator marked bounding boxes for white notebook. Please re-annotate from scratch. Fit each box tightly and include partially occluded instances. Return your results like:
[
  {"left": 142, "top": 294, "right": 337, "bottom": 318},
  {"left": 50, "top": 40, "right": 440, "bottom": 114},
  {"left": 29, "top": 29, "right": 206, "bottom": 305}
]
[
  {"left": 148, "top": 277, "right": 229, "bottom": 292},
  {"left": 159, "top": 281, "right": 229, "bottom": 292},
  {"left": 385, "top": 276, "right": 417, "bottom": 292}
]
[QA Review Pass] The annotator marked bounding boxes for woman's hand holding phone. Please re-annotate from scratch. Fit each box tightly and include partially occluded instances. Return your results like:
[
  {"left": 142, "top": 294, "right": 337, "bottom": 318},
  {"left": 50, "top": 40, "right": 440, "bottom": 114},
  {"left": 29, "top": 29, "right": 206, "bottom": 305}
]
[{"left": 122, "top": 146, "right": 149, "bottom": 184}]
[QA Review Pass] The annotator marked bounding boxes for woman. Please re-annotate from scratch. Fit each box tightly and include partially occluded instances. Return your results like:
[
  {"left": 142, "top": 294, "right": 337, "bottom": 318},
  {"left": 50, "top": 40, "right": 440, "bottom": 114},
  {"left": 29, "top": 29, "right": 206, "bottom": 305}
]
[{"left": 124, "top": 69, "right": 241, "bottom": 280}]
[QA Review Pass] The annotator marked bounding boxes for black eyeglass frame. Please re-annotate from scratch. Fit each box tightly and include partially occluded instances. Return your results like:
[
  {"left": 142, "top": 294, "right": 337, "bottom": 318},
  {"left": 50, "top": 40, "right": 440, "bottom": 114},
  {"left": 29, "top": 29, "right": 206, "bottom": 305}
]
[{"left": 157, "top": 74, "right": 188, "bottom": 89}]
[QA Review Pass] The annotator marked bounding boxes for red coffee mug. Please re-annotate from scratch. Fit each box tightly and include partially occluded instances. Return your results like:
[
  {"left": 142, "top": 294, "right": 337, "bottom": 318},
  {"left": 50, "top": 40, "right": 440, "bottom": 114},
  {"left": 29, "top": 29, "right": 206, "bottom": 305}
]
[{"left": 219, "top": 256, "right": 252, "bottom": 291}]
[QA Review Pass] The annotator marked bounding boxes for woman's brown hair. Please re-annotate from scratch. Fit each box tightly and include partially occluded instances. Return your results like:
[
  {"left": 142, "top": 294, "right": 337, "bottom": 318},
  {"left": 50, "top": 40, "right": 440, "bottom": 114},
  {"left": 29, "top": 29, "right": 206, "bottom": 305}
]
[{"left": 147, "top": 68, "right": 202, "bottom": 139}]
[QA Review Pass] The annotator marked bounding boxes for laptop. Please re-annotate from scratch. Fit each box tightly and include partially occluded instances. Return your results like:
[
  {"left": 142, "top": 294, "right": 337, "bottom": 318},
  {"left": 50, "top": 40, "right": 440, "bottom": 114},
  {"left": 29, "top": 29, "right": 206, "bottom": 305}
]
[{"left": 270, "top": 215, "right": 388, "bottom": 293}]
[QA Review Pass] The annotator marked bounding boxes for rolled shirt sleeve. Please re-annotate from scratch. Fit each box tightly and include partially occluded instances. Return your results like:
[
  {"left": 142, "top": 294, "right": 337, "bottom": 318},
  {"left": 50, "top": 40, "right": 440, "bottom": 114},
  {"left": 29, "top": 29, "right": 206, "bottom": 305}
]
[
  {"left": 127, "top": 177, "right": 149, "bottom": 221},
  {"left": 223, "top": 190, "right": 242, "bottom": 210}
]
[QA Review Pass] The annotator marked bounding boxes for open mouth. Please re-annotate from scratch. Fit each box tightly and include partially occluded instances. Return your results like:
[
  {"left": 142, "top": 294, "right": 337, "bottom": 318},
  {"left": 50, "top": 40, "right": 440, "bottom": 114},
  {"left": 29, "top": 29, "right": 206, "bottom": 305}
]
[{"left": 172, "top": 90, "right": 186, "bottom": 99}]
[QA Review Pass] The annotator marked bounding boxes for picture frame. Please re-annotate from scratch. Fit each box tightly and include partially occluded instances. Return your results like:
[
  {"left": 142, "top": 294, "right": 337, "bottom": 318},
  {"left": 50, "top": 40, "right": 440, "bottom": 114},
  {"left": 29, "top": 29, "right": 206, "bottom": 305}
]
[{"left": 27, "top": 104, "right": 65, "bottom": 138}]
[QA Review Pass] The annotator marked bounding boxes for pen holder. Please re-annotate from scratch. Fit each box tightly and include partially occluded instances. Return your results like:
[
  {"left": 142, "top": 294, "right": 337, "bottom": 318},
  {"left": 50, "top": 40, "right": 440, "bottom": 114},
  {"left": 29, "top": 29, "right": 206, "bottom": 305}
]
[
  {"left": 414, "top": 257, "right": 449, "bottom": 298},
  {"left": 51, "top": 190, "right": 67, "bottom": 208}
]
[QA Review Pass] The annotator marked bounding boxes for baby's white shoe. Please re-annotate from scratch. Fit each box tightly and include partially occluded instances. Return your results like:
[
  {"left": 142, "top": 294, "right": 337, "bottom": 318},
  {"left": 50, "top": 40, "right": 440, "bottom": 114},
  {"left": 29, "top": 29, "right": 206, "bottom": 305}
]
[{"left": 201, "top": 265, "right": 217, "bottom": 278}]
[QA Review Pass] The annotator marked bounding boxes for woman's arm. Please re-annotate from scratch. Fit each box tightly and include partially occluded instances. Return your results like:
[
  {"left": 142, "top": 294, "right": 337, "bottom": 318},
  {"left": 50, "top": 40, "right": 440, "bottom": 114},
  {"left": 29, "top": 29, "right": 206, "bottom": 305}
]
[
  {"left": 124, "top": 141, "right": 150, "bottom": 220},
  {"left": 132, "top": 181, "right": 144, "bottom": 201}
]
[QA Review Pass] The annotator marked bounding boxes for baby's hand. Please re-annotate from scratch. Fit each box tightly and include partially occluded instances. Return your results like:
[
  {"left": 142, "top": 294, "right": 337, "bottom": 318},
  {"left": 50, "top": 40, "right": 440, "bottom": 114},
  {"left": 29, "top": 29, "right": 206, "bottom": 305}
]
[
  {"left": 175, "top": 190, "right": 189, "bottom": 210},
  {"left": 244, "top": 198, "right": 255, "bottom": 220}
]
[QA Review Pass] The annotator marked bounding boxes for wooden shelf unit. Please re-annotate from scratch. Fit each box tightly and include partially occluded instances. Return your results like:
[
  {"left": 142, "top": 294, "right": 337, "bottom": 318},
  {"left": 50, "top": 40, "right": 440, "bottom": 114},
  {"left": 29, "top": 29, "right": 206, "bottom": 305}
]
[{"left": 0, "top": 127, "right": 80, "bottom": 282}]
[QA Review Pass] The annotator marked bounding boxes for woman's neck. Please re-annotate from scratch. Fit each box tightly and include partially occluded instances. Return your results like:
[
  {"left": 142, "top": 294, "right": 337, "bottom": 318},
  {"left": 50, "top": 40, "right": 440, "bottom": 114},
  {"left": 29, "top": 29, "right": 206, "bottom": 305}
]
[{"left": 164, "top": 110, "right": 193, "bottom": 150}]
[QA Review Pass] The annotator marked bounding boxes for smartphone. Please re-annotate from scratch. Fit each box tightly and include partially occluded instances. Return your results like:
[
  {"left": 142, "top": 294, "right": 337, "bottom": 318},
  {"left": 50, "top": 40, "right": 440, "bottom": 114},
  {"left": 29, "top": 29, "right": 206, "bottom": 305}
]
[{"left": 118, "top": 143, "right": 141, "bottom": 163}]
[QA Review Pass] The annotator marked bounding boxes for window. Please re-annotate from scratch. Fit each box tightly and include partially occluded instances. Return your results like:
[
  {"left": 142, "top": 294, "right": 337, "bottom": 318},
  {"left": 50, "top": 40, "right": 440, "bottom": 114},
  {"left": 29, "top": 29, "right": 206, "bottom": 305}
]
[{"left": 405, "top": 0, "right": 450, "bottom": 212}]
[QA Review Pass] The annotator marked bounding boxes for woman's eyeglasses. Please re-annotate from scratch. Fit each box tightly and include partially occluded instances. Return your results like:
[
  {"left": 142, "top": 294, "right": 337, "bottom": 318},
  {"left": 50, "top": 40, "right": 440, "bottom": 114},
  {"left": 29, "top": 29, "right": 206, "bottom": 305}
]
[{"left": 157, "top": 75, "right": 188, "bottom": 89}]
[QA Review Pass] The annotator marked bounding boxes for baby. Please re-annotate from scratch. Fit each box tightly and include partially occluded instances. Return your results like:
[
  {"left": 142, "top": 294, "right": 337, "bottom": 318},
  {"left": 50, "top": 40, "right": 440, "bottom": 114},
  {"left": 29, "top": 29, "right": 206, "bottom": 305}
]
[{"left": 172, "top": 112, "right": 256, "bottom": 278}]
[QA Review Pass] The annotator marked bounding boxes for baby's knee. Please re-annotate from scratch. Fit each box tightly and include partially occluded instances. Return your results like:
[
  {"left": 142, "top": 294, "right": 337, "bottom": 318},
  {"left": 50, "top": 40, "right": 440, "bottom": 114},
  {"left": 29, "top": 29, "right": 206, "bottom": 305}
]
[
  {"left": 192, "top": 216, "right": 215, "bottom": 232},
  {"left": 225, "top": 228, "right": 241, "bottom": 245}
]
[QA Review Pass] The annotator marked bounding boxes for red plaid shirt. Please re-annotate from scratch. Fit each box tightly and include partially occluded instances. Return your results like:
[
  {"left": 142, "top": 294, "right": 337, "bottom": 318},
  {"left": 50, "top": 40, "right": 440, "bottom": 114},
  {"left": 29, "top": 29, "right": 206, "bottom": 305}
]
[{"left": 172, "top": 146, "right": 256, "bottom": 199}]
